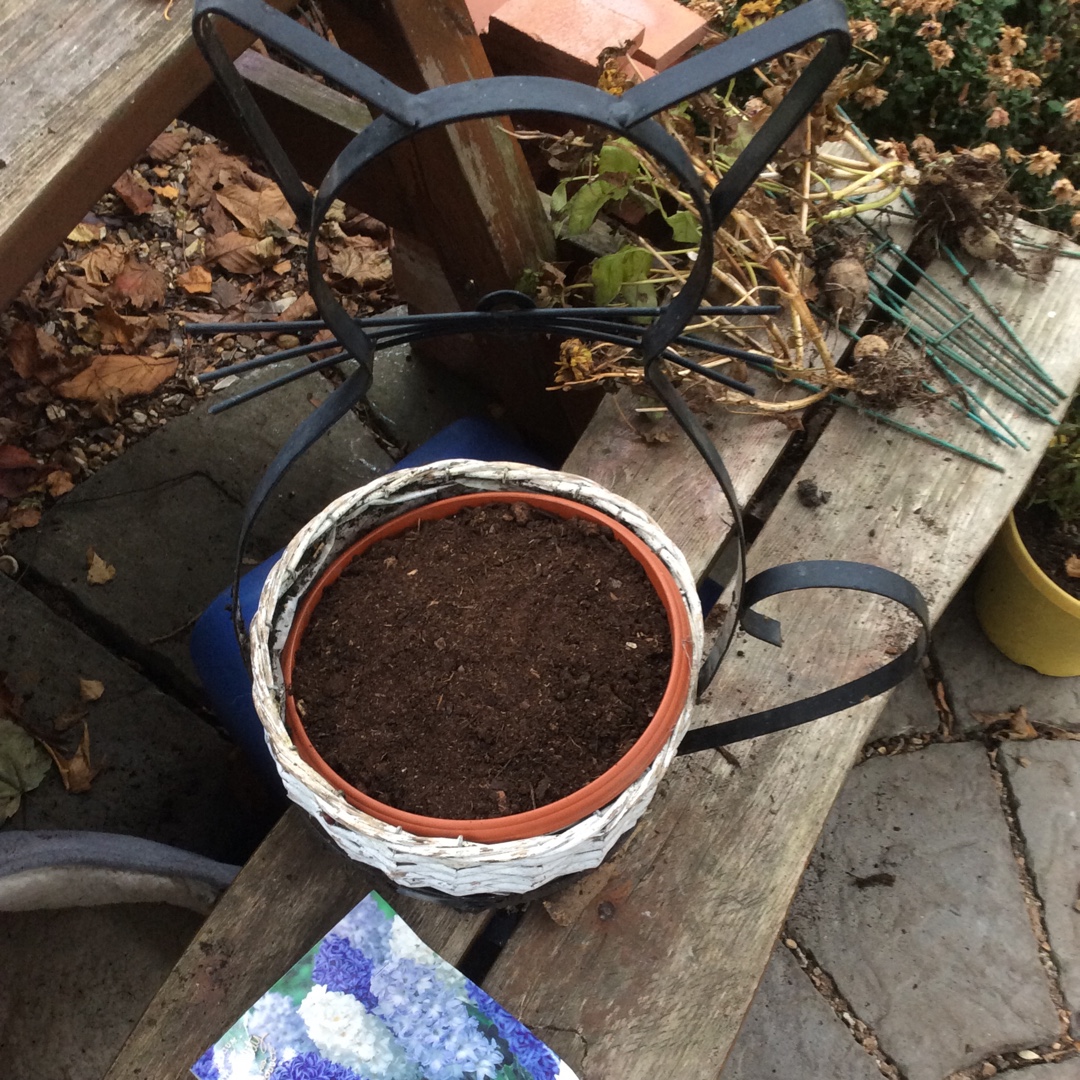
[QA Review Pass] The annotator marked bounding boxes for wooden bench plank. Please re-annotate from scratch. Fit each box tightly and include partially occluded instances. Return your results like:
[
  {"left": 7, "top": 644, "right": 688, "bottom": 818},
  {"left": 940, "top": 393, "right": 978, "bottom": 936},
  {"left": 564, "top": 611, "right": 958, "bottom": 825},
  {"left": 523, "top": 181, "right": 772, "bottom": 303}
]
[
  {"left": 481, "top": 222, "right": 1080, "bottom": 1077},
  {"left": 0, "top": 0, "right": 295, "bottom": 311},
  {"left": 103, "top": 807, "right": 490, "bottom": 1080}
]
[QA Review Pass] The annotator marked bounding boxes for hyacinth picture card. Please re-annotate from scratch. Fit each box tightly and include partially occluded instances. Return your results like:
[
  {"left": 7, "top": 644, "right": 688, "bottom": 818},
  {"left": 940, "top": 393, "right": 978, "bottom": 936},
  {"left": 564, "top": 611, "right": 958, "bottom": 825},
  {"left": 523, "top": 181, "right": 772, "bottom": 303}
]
[{"left": 191, "top": 892, "right": 579, "bottom": 1080}]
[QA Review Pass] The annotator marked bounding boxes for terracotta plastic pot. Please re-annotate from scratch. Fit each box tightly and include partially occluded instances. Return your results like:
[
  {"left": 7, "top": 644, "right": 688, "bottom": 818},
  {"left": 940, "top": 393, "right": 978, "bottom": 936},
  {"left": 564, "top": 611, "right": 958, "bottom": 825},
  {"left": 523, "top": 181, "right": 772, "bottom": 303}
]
[
  {"left": 280, "top": 490, "right": 694, "bottom": 844},
  {"left": 250, "top": 459, "right": 703, "bottom": 900},
  {"left": 975, "top": 511, "right": 1080, "bottom": 677}
]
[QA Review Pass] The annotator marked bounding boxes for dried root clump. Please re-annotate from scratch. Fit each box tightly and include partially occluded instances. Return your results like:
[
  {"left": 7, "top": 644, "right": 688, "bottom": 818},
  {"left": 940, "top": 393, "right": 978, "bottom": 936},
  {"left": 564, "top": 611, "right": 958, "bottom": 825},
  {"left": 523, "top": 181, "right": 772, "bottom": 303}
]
[
  {"left": 910, "top": 142, "right": 1026, "bottom": 271},
  {"left": 850, "top": 330, "right": 939, "bottom": 411}
]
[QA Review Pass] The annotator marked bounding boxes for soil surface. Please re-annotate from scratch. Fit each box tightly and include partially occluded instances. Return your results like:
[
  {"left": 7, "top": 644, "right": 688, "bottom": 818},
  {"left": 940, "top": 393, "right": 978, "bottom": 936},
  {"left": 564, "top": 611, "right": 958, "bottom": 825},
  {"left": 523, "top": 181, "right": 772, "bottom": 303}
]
[
  {"left": 1015, "top": 502, "right": 1080, "bottom": 600},
  {"left": 290, "top": 502, "right": 673, "bottom": 820}
]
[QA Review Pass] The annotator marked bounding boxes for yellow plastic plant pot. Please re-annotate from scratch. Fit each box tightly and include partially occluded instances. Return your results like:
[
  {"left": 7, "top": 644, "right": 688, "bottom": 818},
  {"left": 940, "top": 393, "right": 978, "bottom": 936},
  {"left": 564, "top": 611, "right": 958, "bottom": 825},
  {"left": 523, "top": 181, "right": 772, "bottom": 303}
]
[{"left": 974, "top": 513, "right": 1080, "bottom": 677}]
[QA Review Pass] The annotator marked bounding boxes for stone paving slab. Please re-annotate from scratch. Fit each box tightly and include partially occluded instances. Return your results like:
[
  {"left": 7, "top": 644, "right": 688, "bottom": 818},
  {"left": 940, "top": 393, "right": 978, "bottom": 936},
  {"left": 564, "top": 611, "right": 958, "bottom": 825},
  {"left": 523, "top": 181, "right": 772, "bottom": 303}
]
[
  {"left": 0, "top": 903, "right": 202, "bottom": 1080},
  {"left": 11, "top": 365, "right": 393, "bottom": 689},
  {"left": 934, "top": 584, "right": 1080, "bottom": 734},
  {"left": 722, "top": 943, "right": 881, "bottom": 1080},
  {"left": 0, "top": 573, "right": 263, "bottom": 863},
  {"left": 787, "top": 741, "right": 1059, "bottom": 1080},
  {"left": 363, "top": 309, "right": 491, "bottom": 453},
  {"left": 869, "top": 667, "right": 941, "bottom": 742},
  {"left": 1001, "top": 740, "right": 1080, "bottom": 1033}
]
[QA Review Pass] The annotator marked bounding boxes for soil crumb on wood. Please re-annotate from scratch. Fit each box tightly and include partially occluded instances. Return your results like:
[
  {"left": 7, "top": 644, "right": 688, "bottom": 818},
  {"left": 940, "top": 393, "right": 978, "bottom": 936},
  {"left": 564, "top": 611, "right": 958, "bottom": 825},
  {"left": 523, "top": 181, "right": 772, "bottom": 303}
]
[
  {"left": 291, "top": 502, "right": 673, "bottom": 820},
  {"left": 796, "top": 478, "right": 831, "bottom": 508}
]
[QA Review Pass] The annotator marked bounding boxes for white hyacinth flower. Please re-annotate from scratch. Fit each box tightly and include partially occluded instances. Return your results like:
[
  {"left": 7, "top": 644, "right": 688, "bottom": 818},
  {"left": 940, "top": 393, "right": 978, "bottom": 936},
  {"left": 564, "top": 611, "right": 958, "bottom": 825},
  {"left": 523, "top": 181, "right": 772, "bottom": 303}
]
[{"left": 298, "top": 985, "right": 419, "bottom": 1080}]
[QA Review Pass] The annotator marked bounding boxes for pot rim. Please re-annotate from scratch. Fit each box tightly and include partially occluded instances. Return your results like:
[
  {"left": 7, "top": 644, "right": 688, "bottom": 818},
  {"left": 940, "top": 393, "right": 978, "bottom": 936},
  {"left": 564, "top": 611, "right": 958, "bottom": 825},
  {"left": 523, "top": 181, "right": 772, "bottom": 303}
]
[
  {"left": 280, "top": 490, "right": 694, "bottom": 843},
  {"left": 1004, "top": 511, "right": 1080, "bottom": 616}
]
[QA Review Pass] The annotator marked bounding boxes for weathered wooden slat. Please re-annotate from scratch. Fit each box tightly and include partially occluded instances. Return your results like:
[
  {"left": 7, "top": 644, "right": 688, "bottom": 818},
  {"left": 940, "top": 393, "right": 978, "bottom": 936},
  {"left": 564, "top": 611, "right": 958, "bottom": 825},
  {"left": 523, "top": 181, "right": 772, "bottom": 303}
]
[
  {"left": 103, "top": 807, "right": 489, "bottom": 1080},
  {"left": 0, "top": 0, "right": 295, "bottom": 311},
  {"left": 480, "top": 223, "right": 1080, "bottom": 1078},
  {"left": 182, "top": 50, "right": 419, "bottom": 229}
]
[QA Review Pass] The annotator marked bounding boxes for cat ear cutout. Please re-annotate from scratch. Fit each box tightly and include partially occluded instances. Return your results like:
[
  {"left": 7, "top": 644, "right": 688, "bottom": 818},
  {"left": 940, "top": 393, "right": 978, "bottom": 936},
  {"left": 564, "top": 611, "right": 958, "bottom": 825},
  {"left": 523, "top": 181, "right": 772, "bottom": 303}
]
[{"left": 193, "top": 0, "right": 850, "bottom": 244}]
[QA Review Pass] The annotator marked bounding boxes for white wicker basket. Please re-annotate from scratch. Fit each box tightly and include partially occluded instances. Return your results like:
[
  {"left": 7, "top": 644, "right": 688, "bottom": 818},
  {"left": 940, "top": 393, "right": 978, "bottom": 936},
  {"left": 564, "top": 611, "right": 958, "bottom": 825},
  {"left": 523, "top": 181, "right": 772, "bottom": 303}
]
[{"left": 250, "top": 460, "right": 703, "bottom": 899}]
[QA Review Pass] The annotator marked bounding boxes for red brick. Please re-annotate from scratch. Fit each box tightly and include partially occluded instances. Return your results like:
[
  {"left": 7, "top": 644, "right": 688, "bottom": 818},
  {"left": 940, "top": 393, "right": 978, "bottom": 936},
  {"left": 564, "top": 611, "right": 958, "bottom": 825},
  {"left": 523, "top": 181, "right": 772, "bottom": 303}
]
[
  {"left": 486, "top": 0, "right": 645, "bottom": 83},
  {"left": 596, "top": 0, "right": 707, "bottom": 69},
  {"left": 463, "top": 0, "right": 508, "bottom": 35}
]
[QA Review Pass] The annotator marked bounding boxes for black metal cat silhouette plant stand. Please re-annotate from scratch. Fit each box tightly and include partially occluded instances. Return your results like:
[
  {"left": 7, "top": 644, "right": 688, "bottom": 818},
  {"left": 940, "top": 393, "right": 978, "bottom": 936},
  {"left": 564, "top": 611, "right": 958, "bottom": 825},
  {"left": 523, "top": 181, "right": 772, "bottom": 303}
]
[{"left": 187, "top": 0, "right": 931, "bottom": 753}]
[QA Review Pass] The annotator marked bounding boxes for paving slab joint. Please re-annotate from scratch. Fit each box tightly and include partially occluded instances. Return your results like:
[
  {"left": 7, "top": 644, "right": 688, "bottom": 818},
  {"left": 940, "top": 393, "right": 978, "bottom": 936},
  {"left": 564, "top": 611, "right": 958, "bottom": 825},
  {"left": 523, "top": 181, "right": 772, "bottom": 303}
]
[
  {"left": 923, "top": 641, "right": 961, "bottom": 737},
  {"left": 941, "top": 1043, "right": 1079, "bottom": 1078},
  {"left": 860, "top": 728, "right": 942, "bottom": 762},
  {"left": 11, "top": 565, "right": 212, "bottom": 720},
  {"left": 779, "top": 932, "right": 906, "bottom": 1080},
  {"left": 989, "top": 744, "right": 1074, "bottom": 1036}
]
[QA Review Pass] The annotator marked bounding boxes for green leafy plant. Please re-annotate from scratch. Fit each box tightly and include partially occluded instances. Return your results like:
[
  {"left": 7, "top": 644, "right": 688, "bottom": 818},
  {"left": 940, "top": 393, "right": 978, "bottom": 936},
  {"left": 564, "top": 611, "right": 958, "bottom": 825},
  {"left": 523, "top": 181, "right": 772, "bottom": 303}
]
[
  {"left": 1029, "top": 400, "right": 1080, "bottom": 524},
  {"left": 837, "top": 0, "right": 1080, "bottom": 232},
  {"left": 716, "top": 1, "right": 1080, "bottom": 231}
]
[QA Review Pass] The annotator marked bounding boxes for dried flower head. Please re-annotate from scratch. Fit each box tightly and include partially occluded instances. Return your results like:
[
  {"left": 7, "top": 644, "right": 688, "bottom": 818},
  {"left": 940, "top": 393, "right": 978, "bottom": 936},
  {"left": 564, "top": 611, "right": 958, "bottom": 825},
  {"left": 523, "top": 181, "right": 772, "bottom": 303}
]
[
  {"left": 1026, "top": 146, "right": 1061, "bottom": 177},
  {"left": 733, "top": 0, "right": 780, "bottom": 32},
  {"left": 1064, "top": 99, "right": 1080, "bottom": 124},
  {"left": 969, "top": 143, "right": 1002, "bottom": 162},
  {"left": 1004, "top": 147, "right": 1024, "bottom": 164},
  {"left": 997, "top": 25, "right": 1027, "bottom": 58},
  {"left": 926, "top": 39, "right": 954, "bottom": 70},
  {"left": 854, "top": 86, "right": 889, "bottom": 108},
  {"left": 875, "top": 139, "right": 911, "bottom": 164},
  {"left": 889, "top": 0, "right": 953, "bottom": 15},
  {"left": 743, "top": 96, "right": 769, "bottom": 119},
  {"left": 848, "top": 19, "right": 878, "bottom": 43},
  {"left": 911, "top": 134, "right": 938, "bottom": 161},
  {"left": 986, "top": 53, "right": 1014, "bottom": 80},
  {"left": 1000, "top": 66, "right": 1041, "bottom": 90},
  {"left": 916, "top": 19, "right": 942, "bottom": 39},
  {"left": 1042, "top": 38, "right": 1062, "bottom": 63},
  {"left": 1051, "top": 178, "right": 1078, "bottom": 204},
  {"left": 985, "top": 106, "right": 1010, "bottom": 129}
]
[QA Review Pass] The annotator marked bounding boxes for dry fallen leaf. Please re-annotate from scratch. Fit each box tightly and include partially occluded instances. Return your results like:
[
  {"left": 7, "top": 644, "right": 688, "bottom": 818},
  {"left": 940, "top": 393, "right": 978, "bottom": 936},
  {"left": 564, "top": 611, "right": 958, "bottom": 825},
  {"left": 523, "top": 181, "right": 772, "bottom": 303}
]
[
  {"left": 0, "top": 717, "right": 51, "bottom": 820},
  {"left": 216, "top": 181, "right": 297, "bottom": 233},
  {"left": 50, "top": 702, "right": 86, "bottom": 735},
  {"left": 56, "top": 353, "right": 177, "bottom": 404},
  {"left": 95, "top": 305, "right": 139, "bottom": 351},
  {"left": 279, "top": 291, "right": 316, "bottom": 322},
  {"left": 61, "top": 277, "right": 105, "bottom": 312},
  {"left": 0, "top": 445, "right": 46, "bottom": 500},
  {"left": 79, "top": 244, "right": 126, "bottom": 287},
  {"left": 150, "top": 184, "right": 180, "bottom": 201},
  {"left": 6, "top": 323, "right": 69, "bottom": 386},
  {"left": 110, "top": 258, "right": 167, "bottom": 310},
  {"left": 176, "top": 265, "right": 213, "bottom": 295},
  {"left": 146, "top": 128, "right": 187, "bottom": 162},
  {"left": 1066, "top": 555, "right": 1080, "bottom": 579},
  {"left": 972, "top": 705, "right": 1037, "bottom": 740},
  {"left": 45, "top": 470, "right": 75, "bottom": 497},
  {"left": 112, "top": 170, "right": 154, "bottom": 216},
  {"left": 8, "top": 507, "right": 42, "bottom": 530},
  {"left": 205, "top": 232, "right": 266, "bottom": 275},
  {"left": 86, "top": 547, "right": 117, "bottom": 586},
  {"left": 329, "top": 239, "right": 392, "bottom": 288},
  {"left": 186, "top": 143, "right": 276, "bottom": 209},
  {"left": 79, "top": 678, "right": 105, "bottom": 702},
  {"left": 44, "top": 723, "right": 100, "bottom": 793},
  {"left": 67, "top": 222, "right": 105, "bottom": 244}
]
